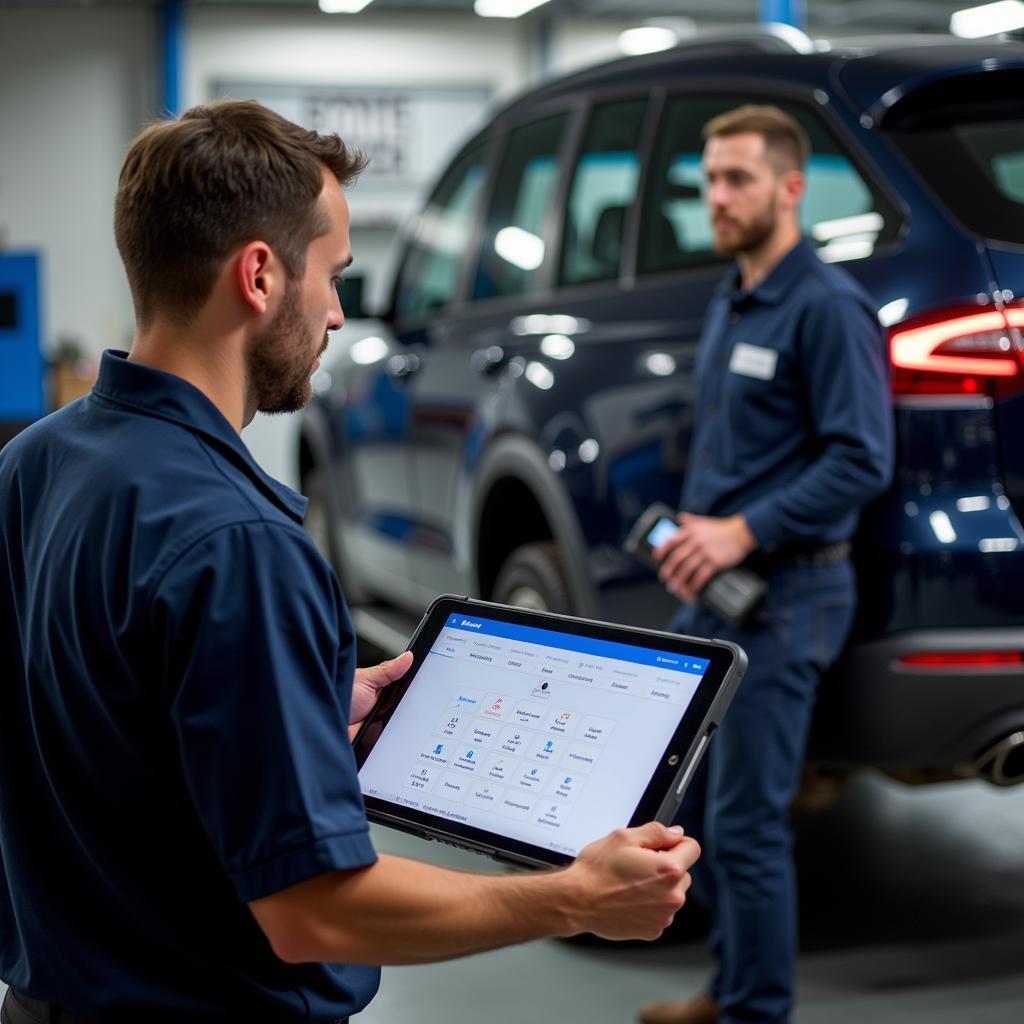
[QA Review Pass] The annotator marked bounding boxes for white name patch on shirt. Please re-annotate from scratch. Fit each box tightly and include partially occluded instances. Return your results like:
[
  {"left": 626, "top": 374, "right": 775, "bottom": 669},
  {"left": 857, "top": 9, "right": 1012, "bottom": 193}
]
[{"left": 729, "top": 342, "right": 778, "bottom": 381}]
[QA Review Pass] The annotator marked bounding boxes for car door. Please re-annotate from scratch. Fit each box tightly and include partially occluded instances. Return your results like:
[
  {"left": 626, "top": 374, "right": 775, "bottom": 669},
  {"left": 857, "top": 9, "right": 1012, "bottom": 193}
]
[{"left": 385, "top": 135, "right": 495, "bottom": 609}]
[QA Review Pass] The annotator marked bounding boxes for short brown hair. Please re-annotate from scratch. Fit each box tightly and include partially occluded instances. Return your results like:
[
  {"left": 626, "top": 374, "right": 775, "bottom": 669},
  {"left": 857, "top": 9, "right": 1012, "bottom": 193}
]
[
  {"left": 114, "top": 100, "right": 367, "bottom": 328},
  {"left": 702, "top": 104, "right": 810, "bottom": 173}
]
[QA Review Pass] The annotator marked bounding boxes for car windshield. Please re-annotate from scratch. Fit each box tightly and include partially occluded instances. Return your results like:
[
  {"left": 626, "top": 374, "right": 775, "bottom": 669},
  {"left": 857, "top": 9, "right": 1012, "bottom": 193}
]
[{"left": 884, "top": 69, "right": 1024, "bottom": 245}]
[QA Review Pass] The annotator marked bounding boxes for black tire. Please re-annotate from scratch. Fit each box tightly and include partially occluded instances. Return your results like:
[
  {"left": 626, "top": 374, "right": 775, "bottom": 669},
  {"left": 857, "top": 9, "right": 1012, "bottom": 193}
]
[
  {"left": 492, "top": 541, "right": 572, "bottom": 614},
  {"left": 302, "top": 469, "right": 337, "bottom": 567}
]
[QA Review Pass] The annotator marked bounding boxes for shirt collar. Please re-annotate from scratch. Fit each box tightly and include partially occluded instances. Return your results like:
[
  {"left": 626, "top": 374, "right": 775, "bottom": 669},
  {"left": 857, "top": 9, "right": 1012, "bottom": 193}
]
[
  {"left": 718, "top": 236, "right": 818, "bottom": 308},
  {"left": 92, "top": 350, "right": 308, "bottom": 523}
]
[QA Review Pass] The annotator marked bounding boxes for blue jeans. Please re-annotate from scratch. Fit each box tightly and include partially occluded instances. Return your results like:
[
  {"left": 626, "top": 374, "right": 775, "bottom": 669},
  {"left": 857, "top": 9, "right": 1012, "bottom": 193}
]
[{"left": 669, "top": 561, "right": 855, "bottom": 1024}]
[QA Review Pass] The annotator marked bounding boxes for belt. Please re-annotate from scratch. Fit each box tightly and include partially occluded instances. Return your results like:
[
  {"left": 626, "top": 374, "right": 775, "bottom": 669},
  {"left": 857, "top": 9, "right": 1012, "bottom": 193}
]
[
  {"left": 2, "top": 990, "right": 97, "bottom": 1024},
  {"left": 746, "top": 539, "right": 851, "bottom": 573}
]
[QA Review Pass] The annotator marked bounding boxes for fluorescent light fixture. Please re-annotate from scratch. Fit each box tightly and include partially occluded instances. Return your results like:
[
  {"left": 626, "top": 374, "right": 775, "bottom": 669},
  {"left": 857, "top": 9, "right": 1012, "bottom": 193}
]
[
  {"left": 511, "top": 314, "right": 589, "bottom": 336},
  {"left": 980, "top": 537, "right": 1019, "bottom": 552},
  {"left": 494, "top": 226, "right": 545, "bottom": 271},
  {"left": 540, "top": 334, "right": 575, "bottom": 360},
  {"left": 929, "top": 510, "right": 957, "bottom": 544},
  {"left": 475, "top": 0, "right": 551, "bottom": 17},
  {"left": 349, "top": 336, "right": 388, "bottom": 365},
  {"left": 957, "top": 496, "right": 992, "bottom": 513},
  {"left": 951, "top": 0, "right": 1024, "bottom": 37},
  {"left": 878, "top": 298, "right": 909, "bottom": 328},
  {"left": 812, "top": 212, "right": 884, "bottom": 243},
  {"left": 618, "top": 27, "right": 678, "bottom": 56},
  {"left": 817, "top": 236, "right": 876, "bottom": 263},
  {"left": 320, "top": 0, "right": 374, "bottom": 12},
  {"left": 645, "top": 352, "right": 677, "bottom": 377},
  {"left": 525, "top": 361, "right": 555, "bottom": 390}
]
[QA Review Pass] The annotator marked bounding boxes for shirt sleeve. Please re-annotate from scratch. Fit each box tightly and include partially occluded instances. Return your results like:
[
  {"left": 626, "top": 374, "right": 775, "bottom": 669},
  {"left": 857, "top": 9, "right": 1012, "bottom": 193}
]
[
  {"left": 151, "top": 521, "right": 376, "bottom": 902},
  {"left": 741, "top": 292, "right": 895, "bottom": 548}
]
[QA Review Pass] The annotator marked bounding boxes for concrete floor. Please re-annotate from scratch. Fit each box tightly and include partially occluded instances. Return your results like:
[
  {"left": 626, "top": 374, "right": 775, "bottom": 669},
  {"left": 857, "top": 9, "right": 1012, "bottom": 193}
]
[
  {"left": 360, "top": 771, "right": 1024, "bottom": 1024},
  {"left": 1, "top": 772, "right": 1020, "bottom": 1021}
]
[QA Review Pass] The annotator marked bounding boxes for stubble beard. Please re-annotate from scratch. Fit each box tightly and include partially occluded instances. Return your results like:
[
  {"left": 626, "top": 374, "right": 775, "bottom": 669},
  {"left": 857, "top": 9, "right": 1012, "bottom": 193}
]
[
  {"left": 712, "top": 204, "right": 778, "bottom": 257},
  {"left": 247, "top": 280, "right": 328, "bottom": 416}
]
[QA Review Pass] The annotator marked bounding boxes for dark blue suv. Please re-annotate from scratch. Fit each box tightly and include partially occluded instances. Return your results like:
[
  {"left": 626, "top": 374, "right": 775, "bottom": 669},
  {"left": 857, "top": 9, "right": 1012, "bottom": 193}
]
[{"left": 298, "top": 32, "right": 1024, "bottom": 790}]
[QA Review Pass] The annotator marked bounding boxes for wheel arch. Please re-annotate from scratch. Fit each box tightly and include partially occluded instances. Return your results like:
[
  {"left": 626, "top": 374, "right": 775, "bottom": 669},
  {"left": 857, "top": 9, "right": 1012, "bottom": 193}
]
[{"left": 470, "top": 435, "right": 597, "bottom": 618}]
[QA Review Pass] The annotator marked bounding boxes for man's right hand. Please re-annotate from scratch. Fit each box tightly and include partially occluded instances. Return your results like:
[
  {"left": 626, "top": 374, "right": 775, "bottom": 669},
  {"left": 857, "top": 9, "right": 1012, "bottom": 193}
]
[
  {"left": 250, "top": 821, "right": 700, "bottom": 965},
  {"left": 561, "top": 822, "right": 700, "bottom": 940}
]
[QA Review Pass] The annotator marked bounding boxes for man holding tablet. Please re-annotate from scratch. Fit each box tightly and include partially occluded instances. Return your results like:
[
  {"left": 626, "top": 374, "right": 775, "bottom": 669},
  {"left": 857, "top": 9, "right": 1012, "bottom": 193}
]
[{"left": 0, "top": 101, "right": 700, "bottom": 1024}]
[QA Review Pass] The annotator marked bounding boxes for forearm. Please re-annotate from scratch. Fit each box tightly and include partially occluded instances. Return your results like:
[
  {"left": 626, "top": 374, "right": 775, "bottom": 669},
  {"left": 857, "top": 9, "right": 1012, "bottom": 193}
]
[
  {"left": 743, "top": 442, "right": 891, "bottom": 547},
  {"left": 251, "top": 852, "right": 580, "bottom": 966}
]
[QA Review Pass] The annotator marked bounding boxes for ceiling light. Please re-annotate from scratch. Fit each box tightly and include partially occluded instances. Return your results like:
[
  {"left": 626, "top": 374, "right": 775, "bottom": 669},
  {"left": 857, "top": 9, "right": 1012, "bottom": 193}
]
[
  {"left": 878, "top": 298, "right": 909, "bottom": 327},
  {"left": 540, "top": 335, "right": 575, "bottom": 360},
  {"left": 951, "top": 0, "right": 1024, "bottom": 37},
  {"left": 929, "top": 510, "right": 957, "bottom": 544},
  {"left": 618, "top": 27, "right": 678, "bottom": 56},
  {"left": 475, "top": 0, "right": 552, "bottom": 18},
  {"left": 349, "top": 336, "right": 388, "bottom": 365},
  {"left": 319, "top": 0, "right": 374, "bottom": 11},
  {"left": 494, "top": 227, "right": 545, "bottom": 271}
]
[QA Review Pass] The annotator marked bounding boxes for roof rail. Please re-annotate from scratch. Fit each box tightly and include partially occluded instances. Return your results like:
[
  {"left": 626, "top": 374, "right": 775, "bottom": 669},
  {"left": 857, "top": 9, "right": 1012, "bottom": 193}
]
[{"left": 672, "top": 23, "right": 816, "bottom": 57}]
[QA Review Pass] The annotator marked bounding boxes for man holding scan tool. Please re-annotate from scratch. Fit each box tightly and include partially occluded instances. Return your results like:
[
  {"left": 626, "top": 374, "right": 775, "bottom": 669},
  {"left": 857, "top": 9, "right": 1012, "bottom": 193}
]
[
  {"left": 0, "top": 102, "right": 699, "bottom": 1024},
  {"left": 637, "top": 107, "right": 893, "bottom": 1024}
]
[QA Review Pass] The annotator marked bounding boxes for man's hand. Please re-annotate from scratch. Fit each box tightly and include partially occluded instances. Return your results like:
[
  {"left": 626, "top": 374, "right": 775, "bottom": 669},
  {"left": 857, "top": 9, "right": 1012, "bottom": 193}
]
[
  {"left": 563, "top": 822, "right": 700, "bottom": 940},
  {"left": 348, "top": 651, "right": 413, "bottom": 740},
  {"left": 653, "top": 513, "right": 756, "bottom": 603}
]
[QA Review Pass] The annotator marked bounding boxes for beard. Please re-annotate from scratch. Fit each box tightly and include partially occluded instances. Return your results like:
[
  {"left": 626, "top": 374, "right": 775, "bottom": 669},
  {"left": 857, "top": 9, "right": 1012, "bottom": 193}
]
[
  {"left": 711, "top": 204, "right": 777, "bottom": 256},
  {"left": 247, "top": 279, "right": 327, "bottom": 415}
]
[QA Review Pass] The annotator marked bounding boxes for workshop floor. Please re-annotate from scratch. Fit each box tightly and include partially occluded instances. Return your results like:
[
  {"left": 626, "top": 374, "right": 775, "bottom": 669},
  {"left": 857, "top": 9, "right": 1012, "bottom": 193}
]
[{"left": 360, "top": 771, "right": 1024, "bottom": 1024}]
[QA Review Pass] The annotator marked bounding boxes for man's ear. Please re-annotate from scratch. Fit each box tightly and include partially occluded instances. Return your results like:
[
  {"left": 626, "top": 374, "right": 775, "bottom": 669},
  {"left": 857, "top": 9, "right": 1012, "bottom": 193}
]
[
  {"left": 778, "top": 169, "right": 805, "bottom": 213},
  {"left": 235, "top": 241, "right": 277, "bottom": 316}
]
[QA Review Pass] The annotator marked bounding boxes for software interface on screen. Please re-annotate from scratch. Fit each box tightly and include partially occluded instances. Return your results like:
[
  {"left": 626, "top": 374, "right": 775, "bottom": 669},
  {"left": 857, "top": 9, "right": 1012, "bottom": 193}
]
[{"left": 359, "top": 613, "right": 710, "bottom": 858}]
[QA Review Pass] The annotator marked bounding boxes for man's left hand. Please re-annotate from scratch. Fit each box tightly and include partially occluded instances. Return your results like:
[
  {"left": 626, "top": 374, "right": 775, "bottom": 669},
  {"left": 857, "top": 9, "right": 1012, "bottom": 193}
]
[
  {"left": 349, "top": 651, "right": 414, "bottom": 740},
  {"left": 654, "top": 513, "right": 757, "bottom": 603}
]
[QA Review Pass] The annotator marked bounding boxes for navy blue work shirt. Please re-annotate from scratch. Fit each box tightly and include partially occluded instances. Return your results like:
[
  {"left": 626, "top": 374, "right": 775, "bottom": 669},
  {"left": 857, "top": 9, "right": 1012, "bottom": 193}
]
[
  {"left": 682, "top": 238, "right": 893, "bottom": 547},
  {"left": 0, "top": 351, "right": 379, "bottom": 1021}
]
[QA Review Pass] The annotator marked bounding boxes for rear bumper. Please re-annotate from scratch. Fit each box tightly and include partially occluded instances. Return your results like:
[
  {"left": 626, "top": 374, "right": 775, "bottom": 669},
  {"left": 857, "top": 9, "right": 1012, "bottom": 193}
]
[{"left": 810, "top": 626, "right": 1024, "bottom": 776}]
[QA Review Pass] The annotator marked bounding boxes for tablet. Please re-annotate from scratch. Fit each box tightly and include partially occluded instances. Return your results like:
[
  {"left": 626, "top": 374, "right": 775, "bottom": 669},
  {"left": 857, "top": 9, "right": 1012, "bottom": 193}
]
[{"left": 354, "top": 596, "right": 746, "bottom": 870}]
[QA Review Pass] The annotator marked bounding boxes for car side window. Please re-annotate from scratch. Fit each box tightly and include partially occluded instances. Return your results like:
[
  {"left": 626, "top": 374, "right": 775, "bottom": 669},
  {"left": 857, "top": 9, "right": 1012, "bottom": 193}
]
[
  {"left": 394, "top": 142, "right": 488, "bottom": 320},
  {"left": 638, "top": 94, "right": 900, "bottom": 275},
  {"left": 473, "top": 114, "right": 568, "bottom": 302},
  {"left": 560, "top": 98, "right": 648, "bottom": 287}
]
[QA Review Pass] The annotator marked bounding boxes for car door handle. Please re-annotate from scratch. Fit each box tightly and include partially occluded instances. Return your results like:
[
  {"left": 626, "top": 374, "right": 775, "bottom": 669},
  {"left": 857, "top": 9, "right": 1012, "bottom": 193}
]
[
  {"left": 470, "top": 345, "right": 507, "bottom": 375},
  {"left": 385, "top": 352, "right": 422, "bottom": 379}
]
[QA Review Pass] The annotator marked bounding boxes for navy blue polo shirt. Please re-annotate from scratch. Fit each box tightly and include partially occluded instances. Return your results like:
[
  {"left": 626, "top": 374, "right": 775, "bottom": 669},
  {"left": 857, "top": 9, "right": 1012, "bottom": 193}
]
[
  {"left": 682, "top": 238, "right": 893, "bottom": 548},
  {"left": 0, "top": 351, "right": 379, "bottom": 1021}
]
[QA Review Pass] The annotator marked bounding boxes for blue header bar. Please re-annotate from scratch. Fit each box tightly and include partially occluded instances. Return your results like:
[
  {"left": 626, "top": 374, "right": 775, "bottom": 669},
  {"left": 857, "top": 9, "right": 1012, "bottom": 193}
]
[{"left": 444, "top": 614, "right": 709, "bottom": 675}]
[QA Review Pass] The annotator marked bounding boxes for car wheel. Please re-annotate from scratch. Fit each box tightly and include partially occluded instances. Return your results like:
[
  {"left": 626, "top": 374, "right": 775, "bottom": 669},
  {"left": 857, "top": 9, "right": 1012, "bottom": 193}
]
[
  {"left": 302, "top": 469, "right": 336, "bottom": 566},
  {"left": 492, "top": 541, "right": 572, "bottom": 614}
]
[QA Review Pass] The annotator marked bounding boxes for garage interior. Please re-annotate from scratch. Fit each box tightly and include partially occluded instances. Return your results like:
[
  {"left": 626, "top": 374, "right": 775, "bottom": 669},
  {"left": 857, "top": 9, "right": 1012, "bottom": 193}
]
[{"left": 2, "top": 1, "right": 1024, "bottom": 1021}]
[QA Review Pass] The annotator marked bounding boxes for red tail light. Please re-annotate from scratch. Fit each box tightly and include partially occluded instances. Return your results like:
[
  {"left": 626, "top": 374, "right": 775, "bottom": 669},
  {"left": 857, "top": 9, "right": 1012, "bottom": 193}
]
[
  {"left": 899, "top": 651, "right": 1023, "bottom": 669},
  {"left": 890, "top": 304, "right": 1024, "bottom": 398}
]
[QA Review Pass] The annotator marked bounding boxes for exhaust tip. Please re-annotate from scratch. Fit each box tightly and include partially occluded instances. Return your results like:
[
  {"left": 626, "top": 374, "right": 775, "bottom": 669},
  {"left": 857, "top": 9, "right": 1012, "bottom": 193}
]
[{"left": 974, "top": 730, "right": 1024, "bottom": 787}]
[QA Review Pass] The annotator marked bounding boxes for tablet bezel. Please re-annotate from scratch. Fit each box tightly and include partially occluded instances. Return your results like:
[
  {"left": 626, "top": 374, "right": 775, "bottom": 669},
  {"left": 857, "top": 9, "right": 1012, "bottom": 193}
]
[{"left": 353, "top": 595, "right": 745, "bottom": 869}]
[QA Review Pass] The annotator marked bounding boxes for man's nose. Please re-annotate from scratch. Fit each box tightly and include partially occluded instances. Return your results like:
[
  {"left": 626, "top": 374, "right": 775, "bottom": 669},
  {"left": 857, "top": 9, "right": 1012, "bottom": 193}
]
[{"left": 329, "top": 289, "right": 345, "bottom": 331}]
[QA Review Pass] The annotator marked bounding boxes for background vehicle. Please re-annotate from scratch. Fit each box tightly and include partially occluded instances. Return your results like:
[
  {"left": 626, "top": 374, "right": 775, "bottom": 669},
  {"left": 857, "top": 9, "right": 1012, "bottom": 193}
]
[{"left": 299, "top": 30, "right": 1024, "bottom": 789}]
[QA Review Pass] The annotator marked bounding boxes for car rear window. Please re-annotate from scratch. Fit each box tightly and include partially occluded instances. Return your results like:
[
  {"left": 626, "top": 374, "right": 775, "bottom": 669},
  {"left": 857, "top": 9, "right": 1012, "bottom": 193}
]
[
  {"left": 639, "top": 93, "right": 901, "bottom": 274},
  {"left": 883, "top": 69, "right": 1024, "bottom": 246}
]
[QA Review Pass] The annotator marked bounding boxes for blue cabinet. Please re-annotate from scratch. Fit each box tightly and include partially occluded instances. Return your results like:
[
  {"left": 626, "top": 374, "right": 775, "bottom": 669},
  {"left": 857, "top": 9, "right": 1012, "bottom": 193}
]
[{"left": 0, "top": 251, "right": 44, "bottom": 424}]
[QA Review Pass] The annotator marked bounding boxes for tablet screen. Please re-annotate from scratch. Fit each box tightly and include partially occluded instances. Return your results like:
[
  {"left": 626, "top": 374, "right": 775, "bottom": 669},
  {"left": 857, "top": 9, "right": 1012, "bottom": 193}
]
[{"left": 357, "top": 606, "right": 714, "bottom": 861}]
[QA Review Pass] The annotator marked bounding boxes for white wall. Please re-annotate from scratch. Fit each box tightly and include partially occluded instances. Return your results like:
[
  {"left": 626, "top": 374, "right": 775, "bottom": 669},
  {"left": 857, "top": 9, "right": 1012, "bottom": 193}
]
[
  {"left": 1, "top": 4, "right": 589, "bottom": 363},
  {"left": 0, "top": 6, "right": 155, "bottom": 365}
]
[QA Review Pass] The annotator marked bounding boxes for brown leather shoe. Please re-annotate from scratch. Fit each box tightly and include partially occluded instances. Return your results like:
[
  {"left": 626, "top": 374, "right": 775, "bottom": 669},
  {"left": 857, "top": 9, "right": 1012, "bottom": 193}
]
[{"left": 637, "top": 992, "right": 718, "bottom": 1024}]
